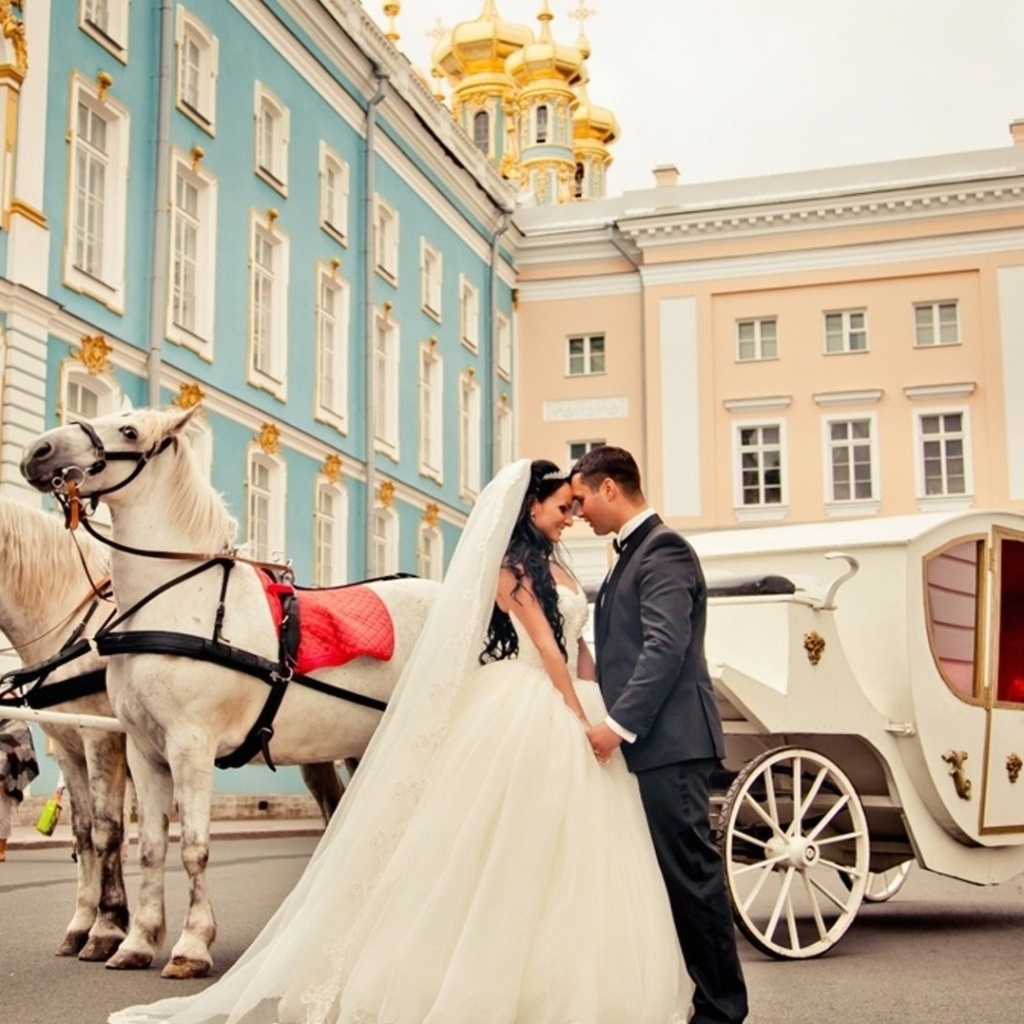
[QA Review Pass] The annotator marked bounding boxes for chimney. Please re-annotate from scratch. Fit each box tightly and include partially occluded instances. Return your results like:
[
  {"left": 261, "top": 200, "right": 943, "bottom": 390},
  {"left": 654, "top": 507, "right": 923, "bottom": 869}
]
[
  {"left": 1011, "top": 119, "right": 1024, "bottom": 146},
  {"left": 652, "top": 164, "right": 680, "bottom": 188}
]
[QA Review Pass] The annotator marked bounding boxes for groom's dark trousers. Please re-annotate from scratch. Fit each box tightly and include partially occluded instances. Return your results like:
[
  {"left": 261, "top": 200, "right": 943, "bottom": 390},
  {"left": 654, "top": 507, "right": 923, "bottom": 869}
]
[{"left": 594, "top": 515, "right": 748, "bottom": 1024}]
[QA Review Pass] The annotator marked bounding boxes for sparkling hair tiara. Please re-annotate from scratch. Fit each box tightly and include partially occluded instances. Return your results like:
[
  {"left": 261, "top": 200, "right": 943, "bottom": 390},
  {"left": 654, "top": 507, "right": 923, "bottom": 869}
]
[{"left": 540, "top": 468, "right": 565, "bottom": 481}]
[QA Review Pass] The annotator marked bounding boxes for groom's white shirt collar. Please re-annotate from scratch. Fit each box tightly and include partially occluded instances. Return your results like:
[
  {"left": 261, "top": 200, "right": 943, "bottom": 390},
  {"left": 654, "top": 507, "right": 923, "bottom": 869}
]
[{"left": 617, "top": 508, "right": 656, "bottom": 545}]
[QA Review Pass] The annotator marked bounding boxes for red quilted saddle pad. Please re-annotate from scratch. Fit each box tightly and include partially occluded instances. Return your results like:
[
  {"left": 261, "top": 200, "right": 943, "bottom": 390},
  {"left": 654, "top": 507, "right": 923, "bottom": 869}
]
[{"left": 260, "top": 575, "right": 395, "bottom": 675}]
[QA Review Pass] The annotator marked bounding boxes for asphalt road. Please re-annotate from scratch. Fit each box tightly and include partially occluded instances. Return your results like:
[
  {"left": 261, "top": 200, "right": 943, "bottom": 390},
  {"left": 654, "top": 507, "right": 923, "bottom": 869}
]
[{"left": 2, "top": 836, "right": 1023, "bottom": 1023}]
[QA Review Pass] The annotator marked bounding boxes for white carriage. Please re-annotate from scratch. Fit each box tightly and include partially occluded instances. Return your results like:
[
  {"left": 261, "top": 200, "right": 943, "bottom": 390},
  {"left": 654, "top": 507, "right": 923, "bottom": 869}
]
[{"left": 689, "top": 509, "right": 1024, "bottom": 959}]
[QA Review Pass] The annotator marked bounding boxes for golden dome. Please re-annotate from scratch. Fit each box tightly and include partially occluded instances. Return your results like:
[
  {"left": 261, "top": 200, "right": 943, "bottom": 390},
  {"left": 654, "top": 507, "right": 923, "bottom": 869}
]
[
  {"left": 573, "top": 70, "right": 619, "bottom": 144},
  {"left": 506, "top": 1, "right": 584, "bottom": 88},
  {"left": 432, "top": 1, "right": 534, "bottom": 82}
]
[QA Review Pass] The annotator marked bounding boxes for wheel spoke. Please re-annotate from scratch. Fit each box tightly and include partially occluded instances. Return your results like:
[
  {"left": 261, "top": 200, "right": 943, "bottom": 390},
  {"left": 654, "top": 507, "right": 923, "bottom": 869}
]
[
  {"left": 808, "top": 872, "right": 856, "bottom": 913},
  {"left": 815, "top": 829, "right": 866, "bottom": 847},
  {"left": 730, "top": 828, "right": 772, "bottom": 851},
  {"left": 730, "top": 850, "right": 790, "bottom": 877},
  {"left": 788, "top": 756, "right": 802, "bottom": 837},
  {"left": 805, "top": 793, "right": 850, "bottom": 841},
  {"left": 741, "top": 789, "right": 787, "bottom": 840},
  {"left": 791, "top": 765, "right": 828, "bottom": 836},
  {"left": 737, "top": 858, "right": 778, "bottom": 913},
  {"left": 801, "top": 869, "right": 830, "bottom": 940},
  {"left": 765, "top": 865, "right": 795, "bottom": 941}
]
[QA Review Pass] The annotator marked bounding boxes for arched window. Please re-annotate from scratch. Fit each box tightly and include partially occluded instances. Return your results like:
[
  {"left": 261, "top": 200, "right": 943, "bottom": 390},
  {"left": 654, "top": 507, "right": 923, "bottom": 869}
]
[
  {"left": 472, "top": 109, "right": 489, "bottom": 154},
  {"left": 535, "top": 105, "right": 549, "bottom": 144},
  {"left": 246, "top": 448, "right": 286, "bottom": 562},
  {"left": 574, "top": 161, "right": 585, "bottom": 198},
  {"left": 314, "top": 479, "right": 348, "bottom": 586}
]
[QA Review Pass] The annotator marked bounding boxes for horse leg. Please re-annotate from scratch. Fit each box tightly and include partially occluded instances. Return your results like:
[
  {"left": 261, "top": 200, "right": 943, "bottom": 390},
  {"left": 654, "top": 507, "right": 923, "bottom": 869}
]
[
  {"left": 106, "top": 742, "right": 171, "bottom": 971},
  {"left": 52, "top": 750, "right": 100, "bottom": 956},
  {"left": 78, "top": 733, "right": 130, "bottom": 962},
  {"left": 161, "top": 742, "right": 216, "bottom": 979},
  {"left": 300, "top": 761, "right": 344, "bottom": 824}
]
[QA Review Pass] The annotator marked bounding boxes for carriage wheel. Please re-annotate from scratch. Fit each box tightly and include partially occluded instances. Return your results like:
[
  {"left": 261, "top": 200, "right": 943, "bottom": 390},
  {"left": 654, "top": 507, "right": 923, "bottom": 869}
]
[{"left": 719, "top": 746, "right": 870, "bottom": 960}]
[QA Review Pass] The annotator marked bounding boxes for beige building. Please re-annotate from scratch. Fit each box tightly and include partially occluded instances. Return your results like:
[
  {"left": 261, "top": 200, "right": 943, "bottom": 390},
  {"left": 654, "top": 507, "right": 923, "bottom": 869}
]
[{"left": 513, "top": 125, "right": 1024, "bottom": 574}]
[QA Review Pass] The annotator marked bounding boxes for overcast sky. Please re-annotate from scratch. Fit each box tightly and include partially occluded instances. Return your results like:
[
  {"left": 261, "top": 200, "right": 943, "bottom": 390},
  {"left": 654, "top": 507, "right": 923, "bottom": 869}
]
[{"left": 369, "top": 0, "right": 1024, "bottom": 195}]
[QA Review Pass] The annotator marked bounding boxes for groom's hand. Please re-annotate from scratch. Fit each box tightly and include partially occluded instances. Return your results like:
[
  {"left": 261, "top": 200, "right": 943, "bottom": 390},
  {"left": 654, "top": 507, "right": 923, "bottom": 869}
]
[{"left": 587, "top": 722, "right": 623, "bottom": 763}]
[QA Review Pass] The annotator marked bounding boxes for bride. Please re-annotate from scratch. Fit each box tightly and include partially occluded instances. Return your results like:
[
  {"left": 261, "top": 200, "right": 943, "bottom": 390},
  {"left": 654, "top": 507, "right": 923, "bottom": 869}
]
[{"left": 111, "top": 459, "right": 692, "bottom": 1024}]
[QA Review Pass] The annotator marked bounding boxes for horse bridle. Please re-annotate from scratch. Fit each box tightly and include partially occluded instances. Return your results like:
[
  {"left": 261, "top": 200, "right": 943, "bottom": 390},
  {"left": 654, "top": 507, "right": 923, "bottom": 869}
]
[{"left": 50, "top": 419, "right": 174, "bottom": 502}]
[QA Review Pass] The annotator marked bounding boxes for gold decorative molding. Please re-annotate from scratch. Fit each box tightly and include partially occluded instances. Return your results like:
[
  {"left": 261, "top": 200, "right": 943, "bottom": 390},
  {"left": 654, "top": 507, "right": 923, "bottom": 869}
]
[
  {"left": 173, "top": 382, "right": 205, "bottom": 410},
  {"left": 8, "top": 197, "right": 47, "bottom": 228},
  {"left": 0, "top": 0, "right": 27, "bottom": 78},
  {"left": 266, "top": 207, "right": 278, "bottom": 226},
  {"left": 803, "top": 631, "right": 826, "bottom": 666},
  {"left": 378, "top": 479, "right": 396, "bottom": 508},
  {"left": 941, "top": 749, "right": 972, "bottom": 800},
  {"left": 1007, "top": 752, "right": 1022, "bottom": 784},
  {"left": 382, "top": 1, "right": 401, "bottom": 44},
  {"left": 256, "top": 422, "right": 280, "bottom": 455},
  {"left": 74, "top": 334, "right": 113, "bottom": 375},
  {"left": 190, "top": 144, "right": 204, "bottom": 171},
  {"left": 423, "top": 502, "right": 440, "bottom": 527},
  {"left": 322, "top": 453, "right": 342, "bottom": 483}
]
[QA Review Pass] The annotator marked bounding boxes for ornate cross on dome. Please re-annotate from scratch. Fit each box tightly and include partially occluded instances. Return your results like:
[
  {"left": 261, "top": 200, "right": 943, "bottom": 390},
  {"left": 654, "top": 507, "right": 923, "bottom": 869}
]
[{"left": 568, "top": 0, "right": 596, "bottom": 43}]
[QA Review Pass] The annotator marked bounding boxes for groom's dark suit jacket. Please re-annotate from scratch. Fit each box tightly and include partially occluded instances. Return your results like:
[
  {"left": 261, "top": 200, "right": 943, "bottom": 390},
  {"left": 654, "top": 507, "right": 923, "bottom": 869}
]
[{"left": 594, "top": 514, "right": 725, "bottom": 773}]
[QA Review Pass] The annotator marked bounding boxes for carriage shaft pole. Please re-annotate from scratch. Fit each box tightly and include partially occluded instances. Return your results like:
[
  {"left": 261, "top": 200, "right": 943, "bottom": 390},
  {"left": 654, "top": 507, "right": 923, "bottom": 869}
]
[{"left": 0, "top": 705, "right": 124, "bottom": 732}]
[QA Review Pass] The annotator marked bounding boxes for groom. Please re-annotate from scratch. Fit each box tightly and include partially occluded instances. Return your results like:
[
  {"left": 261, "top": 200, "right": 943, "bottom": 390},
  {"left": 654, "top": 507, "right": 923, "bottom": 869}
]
[{"left": 570, "top": 446, "right": 748, "bottom": 1024}]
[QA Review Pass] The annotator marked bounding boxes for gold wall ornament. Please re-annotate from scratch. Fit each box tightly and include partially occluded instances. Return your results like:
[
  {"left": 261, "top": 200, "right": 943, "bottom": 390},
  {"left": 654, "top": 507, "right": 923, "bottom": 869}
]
[
  {"left": 423, "top": 502, "right": 440, "bottom": 527},
  {"left": 190, "top": 144, "right": 205, "bottom": 171},
  {"left": 0, "top": 0, "right": 28, "bottom": 77},
  {"left": 940, "top": 749, "right": 972, "bottom": 800},
  {"left": 256, "top": 422, "right": 280, "bottom": 455},
  {"left": 96, "top": 70, "right": 114, "bottom": 101},
  {"left": 1007, "top": 753, "right": 1023, "bottom": 784},
  {"left": 803, "top": 630, "right": 826, "bottom": 666},
  {"left": 378, "top": 480, "right": 395, "bottom": 508},
  {"left": 173, "top": 382, "right": 205, "bottom": 409},
  {"left": 322, "top": 453, "right": 342, "bottom": 483},
  {"left": 74, "top": 334, "right": 113, "bottom": 375}
]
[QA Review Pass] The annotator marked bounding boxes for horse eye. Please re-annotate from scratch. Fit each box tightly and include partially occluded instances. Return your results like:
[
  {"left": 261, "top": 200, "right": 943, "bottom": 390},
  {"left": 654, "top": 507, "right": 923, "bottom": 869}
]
[{"left": 121, "top": 426, "right": 139, "bottom": 441}]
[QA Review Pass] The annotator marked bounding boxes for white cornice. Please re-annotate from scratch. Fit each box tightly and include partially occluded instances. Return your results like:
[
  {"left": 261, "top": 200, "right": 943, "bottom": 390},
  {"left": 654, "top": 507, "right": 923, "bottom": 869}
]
[
  {"left": 903, "top": 382, "right": 977, "bottom": 400},
  {"left": 618, "top": 178, "right": 1024, "bottom": 249},
  {"left": 723, "top": 395, "right": 793, "bottom": 412},
  {"left": 516, "top": 273, "right": 640, "bottom": 301},
  {"left": 813, "top": 389, "right": 885, "bottom": 406}
]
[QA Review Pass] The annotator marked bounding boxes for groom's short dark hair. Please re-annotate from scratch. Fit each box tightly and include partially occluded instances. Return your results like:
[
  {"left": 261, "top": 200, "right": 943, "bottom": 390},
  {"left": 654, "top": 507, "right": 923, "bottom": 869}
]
[{"left": 571, "top": 446, "right": 643, "bottom": 499}]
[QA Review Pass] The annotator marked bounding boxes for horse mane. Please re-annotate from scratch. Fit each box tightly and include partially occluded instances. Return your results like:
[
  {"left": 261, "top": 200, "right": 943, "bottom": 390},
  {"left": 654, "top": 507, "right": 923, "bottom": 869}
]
[
  {"left": 0, "top": 497, "right": 110, "bottom": 611},
  {"left": 144, "top": 413, "right": 238, "bottom": 552}
]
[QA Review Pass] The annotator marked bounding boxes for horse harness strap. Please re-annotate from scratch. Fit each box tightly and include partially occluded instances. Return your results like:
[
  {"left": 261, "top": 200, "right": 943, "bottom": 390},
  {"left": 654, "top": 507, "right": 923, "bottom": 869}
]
[{"left": 94, "top": 630, "right": 388, "bottom": 770}]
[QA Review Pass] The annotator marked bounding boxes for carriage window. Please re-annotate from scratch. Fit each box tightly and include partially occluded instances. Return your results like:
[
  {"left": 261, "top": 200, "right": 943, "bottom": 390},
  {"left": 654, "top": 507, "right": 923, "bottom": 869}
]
[
  {"left": 925, "top": 539, "right": 982, "bottom": 699},
  {"left": 996, "top": 536, "right": 1024, "bottom": 704}
]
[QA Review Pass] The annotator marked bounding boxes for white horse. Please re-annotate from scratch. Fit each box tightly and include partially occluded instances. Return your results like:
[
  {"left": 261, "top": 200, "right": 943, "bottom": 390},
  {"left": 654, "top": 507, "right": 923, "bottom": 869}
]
[
  {"left": 21, "top": 406, "right": 440, "bottom": 979},
  {"left": 0, "top": 497, "right": 130, "bottom": 961}
]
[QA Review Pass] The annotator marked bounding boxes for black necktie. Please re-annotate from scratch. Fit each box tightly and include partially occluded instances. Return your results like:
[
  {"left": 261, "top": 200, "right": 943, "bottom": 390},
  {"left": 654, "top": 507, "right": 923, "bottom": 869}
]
[{"left": 612, "top": 536, "right": 626, "bottom": 555}]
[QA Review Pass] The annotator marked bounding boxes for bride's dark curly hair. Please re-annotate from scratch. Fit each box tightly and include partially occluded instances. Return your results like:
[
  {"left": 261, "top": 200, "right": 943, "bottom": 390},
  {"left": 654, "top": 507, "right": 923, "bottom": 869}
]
[{"left": 480, "top": 460, "right": 569, "bottom": 664}]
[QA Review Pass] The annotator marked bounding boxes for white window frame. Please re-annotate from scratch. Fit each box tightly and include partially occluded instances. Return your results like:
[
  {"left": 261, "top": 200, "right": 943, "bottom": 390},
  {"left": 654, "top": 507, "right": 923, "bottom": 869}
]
[
  {"left": 370, "top": 504, "right": 398, "bottom": 578},
  {"left": 254, "top": 82, "right": 289, "bottom": 194},
  {"left": 535, "top": 104, "right": 549, "bottom": 144},
  {"left": 373, "top": 309, "right": 399, "bottom": 458},
  {"left": 472, "top": 108, "right": 491, "bottom": 155},
  {"left": 460, "top": 276, "right": 479, "bottom": 351},
  {"left": 736, "top": 317, "right": 778, "bottom": 362},
  {"left": 824, "top": 309, "right": 868, "bottom": 354},
  {"left": 374, "top": 197, "right": 399, "bottom": 283},
  {"left": 420, "top": 240, "right": 442, "bottom": 320},
  {"left": 245, "top": 448, "right": 286, "bottom": 563},
  {"left": 733, "top": 420, "right": 788, "bottom": 520},
  {"left": 822, "top": 414, "right": 880, "bottom": 516},
  {"left": 568, "top": 439, "right": 606, "bottom": 466},
  {"left": 496, "top": 398, "right": 514, "bottom": 470},
  {"left": 60, "top": 364, "right": 120, "bottom": 424},
  {"left": 314, "top": 478, "right": 348, "bottom": 587},
  {"left": 566, "top": 333, "right": 606, "bottom": 376},
  {"left": 319, "top": 143, "right": 349, "bottom": 244},
  {"left": 459, "top": 371, "right": 481, "bottom": 499},
  {"left": 914, "top": 407, "right": 974, "bottom": 509},
  {"left": 914, "top": 301, "right": 960, "bottom": 347},
  {"left": 167, "top": 148, "right": 218, "bottom": 354},
  {"left": 418, "top": 343, "right": 443, "bottom": 481},
  {"left": 247, "top": 213, "right": 289, "bottom": 399},
  {"left": 314, "top": 265, "right": 350, "bottom": 433},
  {"left": 175, "top": 6, "right": 219, "bottom": 133},
  {"left": 80, "top": 0, "right": 130, "bottom": 62},
  {"left": 65, "top": 74, "right": 131, "bottom": 311},
  {"left": 417, "top": 521, "right": 444, "bottom": 582},
  {"left": 496, "top": 312, "right": 512, "bottom": 379}
]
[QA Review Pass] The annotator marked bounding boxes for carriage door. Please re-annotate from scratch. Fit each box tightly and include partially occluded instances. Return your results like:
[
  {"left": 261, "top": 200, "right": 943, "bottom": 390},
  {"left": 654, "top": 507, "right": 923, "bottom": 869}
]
[{"left": 980, "top": 527, "right": 1024, "bottom": 833}]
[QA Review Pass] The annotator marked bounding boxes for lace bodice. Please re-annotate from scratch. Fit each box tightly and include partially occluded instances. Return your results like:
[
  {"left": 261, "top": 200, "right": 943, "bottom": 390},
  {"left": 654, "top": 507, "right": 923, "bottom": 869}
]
[{"left": 510, "top": 584, "right": 589, "bottom": 676}]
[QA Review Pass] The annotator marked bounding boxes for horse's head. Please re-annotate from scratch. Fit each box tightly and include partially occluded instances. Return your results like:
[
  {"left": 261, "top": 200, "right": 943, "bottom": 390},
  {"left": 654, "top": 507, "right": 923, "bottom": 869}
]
[{"left": 20, "top": 406, "right": 198, "bottom": 501}]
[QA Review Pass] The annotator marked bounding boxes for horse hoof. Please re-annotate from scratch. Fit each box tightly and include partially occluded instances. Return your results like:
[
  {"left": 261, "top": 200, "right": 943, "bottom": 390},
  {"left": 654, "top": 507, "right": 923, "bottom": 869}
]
[
  {"left": 80, "top": 934, "right": 124, "bottom": 962},
  {"left": 161, "top": 956, "right": 211, "bottom": 980},
  {"left": 56, "top": 932, "right": 90, "bottom": 957},
  {"left": 105, "top": 949, "right": 154, "bottom": 971}
]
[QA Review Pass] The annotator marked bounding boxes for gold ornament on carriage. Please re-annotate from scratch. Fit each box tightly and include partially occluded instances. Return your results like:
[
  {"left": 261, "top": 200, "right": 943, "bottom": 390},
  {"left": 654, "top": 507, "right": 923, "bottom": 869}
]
[
  {"left": 940, "top": 748, "right": 972, "bottom": 801},
  {"left": 1006, "top": 752, "right": 1023, "bottom": 784},
  {"left": 803, "top": 630, "right": 826, "bottom": 666}
]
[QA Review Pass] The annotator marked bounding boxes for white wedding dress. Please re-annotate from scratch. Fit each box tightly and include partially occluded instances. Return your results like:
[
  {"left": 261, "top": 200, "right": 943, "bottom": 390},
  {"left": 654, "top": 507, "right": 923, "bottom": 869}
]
[{"left": 111, "top": 462, "right": 691, "bottom": 1024}]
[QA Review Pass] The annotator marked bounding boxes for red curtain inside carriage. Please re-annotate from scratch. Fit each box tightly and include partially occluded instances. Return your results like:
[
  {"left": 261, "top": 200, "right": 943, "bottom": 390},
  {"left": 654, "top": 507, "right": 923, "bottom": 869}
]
[{"left": 996, "top": 537, "right": 1024, "bottom": 705}]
